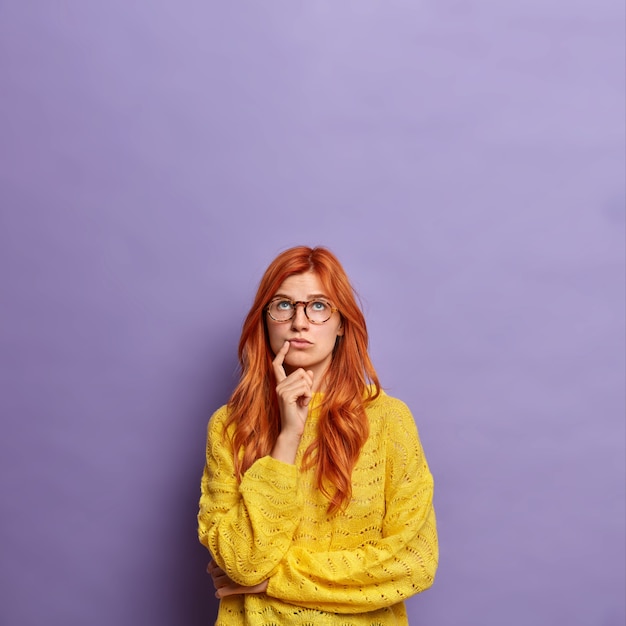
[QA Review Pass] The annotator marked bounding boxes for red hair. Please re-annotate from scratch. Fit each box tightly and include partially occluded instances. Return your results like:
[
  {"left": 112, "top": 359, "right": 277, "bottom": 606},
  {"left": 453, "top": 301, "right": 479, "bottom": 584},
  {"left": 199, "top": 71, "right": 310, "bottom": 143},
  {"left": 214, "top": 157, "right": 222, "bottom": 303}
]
[{"left": 225, "top": 246, "right": 380, "bottom": 513}]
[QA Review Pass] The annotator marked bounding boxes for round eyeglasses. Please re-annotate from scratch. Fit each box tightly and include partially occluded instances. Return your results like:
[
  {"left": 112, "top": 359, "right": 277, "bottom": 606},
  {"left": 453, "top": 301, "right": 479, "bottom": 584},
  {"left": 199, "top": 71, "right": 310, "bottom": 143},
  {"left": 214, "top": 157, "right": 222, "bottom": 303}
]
[{"left": 266, "top": 298, "right": 339, "bottom": 324}]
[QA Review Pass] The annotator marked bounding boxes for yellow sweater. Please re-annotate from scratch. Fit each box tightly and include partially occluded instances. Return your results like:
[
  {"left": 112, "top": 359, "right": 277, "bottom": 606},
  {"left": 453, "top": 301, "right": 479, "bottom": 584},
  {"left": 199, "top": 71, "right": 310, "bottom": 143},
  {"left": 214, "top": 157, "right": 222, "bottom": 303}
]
[{"left": 198, "top": 391, "right": 438, "bottom": 625}]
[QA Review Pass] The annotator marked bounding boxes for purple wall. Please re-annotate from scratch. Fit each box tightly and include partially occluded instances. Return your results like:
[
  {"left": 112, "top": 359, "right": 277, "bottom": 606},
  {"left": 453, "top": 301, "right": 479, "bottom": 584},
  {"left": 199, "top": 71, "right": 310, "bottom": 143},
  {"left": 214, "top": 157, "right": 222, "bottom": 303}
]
[{"left": 1, "top": 2, "right": 624, "bottom": 625}]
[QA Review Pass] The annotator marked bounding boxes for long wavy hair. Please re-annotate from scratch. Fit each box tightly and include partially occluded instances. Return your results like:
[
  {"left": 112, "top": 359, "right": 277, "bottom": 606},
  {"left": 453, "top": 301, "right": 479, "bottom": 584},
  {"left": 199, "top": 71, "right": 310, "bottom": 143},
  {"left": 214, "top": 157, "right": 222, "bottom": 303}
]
[{"left": 225, "top": 246, "right": 380, "bottom": 513}]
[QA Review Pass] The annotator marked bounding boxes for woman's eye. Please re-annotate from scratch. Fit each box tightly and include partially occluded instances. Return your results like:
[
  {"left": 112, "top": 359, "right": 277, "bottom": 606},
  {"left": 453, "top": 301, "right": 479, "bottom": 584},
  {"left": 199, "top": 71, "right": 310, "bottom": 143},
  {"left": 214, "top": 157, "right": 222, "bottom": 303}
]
[
  {"left": 276, "top": 300, "right": 293, "bottom": 310},
  {"left": 310, "top": 301, "right": 328, "bottom": 311}
]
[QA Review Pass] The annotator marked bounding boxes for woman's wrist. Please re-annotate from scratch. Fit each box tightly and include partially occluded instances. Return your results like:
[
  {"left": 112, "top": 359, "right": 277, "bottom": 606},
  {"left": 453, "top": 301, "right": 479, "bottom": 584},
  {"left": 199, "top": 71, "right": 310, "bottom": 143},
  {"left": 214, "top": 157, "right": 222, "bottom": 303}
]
[{"left": 270, "top": 431, "right": 302, "bottom": 465}]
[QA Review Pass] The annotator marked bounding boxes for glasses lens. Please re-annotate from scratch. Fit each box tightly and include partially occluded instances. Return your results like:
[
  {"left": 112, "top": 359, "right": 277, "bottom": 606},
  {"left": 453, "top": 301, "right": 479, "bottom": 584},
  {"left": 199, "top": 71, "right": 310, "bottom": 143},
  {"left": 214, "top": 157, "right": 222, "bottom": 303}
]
[
  {"left": 305, "top": 300, "right": 332, "bottom": 323},
  {"left": 268, "top": 299, "right": 294, "bottom": 321}
]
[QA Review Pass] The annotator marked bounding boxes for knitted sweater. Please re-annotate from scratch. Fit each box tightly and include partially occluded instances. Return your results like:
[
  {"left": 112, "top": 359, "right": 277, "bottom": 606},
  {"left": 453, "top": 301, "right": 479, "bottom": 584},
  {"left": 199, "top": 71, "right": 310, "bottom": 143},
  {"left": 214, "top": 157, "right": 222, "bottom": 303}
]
[{"left": 198, "top": 391, "right": 438, "bottom": 625}]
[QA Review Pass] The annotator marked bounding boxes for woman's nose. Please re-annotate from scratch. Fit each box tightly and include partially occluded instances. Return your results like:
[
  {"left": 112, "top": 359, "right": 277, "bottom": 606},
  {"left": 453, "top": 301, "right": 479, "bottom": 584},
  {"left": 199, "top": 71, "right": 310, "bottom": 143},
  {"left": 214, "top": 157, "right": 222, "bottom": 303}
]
[{"left": 290, "top": 303, "right": 309, "bottom": 329}]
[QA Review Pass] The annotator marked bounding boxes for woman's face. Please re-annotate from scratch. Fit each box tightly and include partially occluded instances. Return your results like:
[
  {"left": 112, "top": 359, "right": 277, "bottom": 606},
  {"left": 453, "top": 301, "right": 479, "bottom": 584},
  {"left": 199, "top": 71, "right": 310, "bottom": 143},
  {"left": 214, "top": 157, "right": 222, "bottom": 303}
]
[{"left": 266, "top": 271, "right": 344, "bottom": 387}]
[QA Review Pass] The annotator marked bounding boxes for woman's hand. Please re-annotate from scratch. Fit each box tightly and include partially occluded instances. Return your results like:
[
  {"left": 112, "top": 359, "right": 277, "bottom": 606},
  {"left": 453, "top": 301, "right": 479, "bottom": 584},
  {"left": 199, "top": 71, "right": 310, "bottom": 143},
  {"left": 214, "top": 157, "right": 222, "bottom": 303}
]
[
  {"left": 271, "top": 341, "right": 314, "bottom": 464},
  {"left": 207, "top": 560, "right": 268, "bottom": 599}
]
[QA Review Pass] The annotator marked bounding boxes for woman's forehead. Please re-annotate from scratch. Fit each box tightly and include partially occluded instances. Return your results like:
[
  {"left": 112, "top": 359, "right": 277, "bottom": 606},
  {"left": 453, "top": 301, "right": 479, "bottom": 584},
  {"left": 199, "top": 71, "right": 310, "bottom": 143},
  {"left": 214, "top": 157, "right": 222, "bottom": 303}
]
[{"left": 274, "top": 271, "right": 328, "bottom": 297}]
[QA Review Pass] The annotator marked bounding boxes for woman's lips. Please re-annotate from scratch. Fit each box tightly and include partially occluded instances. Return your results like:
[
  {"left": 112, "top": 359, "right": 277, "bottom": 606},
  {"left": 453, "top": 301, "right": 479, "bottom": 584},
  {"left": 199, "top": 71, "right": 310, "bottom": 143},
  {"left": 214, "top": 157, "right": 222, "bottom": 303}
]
[{"left": 288, "top": 339, "right": 311, "bottom": 348}]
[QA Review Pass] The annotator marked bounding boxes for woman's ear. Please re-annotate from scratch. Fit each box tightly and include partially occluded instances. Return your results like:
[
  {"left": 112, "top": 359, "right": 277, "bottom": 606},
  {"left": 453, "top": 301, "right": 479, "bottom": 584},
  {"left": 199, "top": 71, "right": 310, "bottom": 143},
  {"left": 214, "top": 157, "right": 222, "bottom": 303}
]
[{"left": 337, "top": 321, "right": 345, "bottom": 337}]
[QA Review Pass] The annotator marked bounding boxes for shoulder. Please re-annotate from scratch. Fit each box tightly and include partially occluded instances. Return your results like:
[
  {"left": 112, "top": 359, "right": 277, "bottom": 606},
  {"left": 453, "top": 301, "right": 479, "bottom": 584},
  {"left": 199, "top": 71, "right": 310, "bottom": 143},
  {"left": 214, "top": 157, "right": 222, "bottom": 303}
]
[
  {"left": 367, "top": 392, "right": 431, "bottom": 474},
  {"left": 367, "top": 390, "right": 414, "bottom": 421},
  {"left": 206, "top": 404, "right": 231, "bottom": 437},
  {"left": 365, "top": 390, "right": 420, "bottom": 438}
]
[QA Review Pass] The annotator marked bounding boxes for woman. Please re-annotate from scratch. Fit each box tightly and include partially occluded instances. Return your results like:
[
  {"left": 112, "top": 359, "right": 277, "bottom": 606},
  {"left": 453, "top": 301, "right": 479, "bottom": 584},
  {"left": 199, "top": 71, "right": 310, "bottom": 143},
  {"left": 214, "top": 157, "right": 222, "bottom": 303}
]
[{"left": 198, "top": 246, "right": 438, "bottom": 625}]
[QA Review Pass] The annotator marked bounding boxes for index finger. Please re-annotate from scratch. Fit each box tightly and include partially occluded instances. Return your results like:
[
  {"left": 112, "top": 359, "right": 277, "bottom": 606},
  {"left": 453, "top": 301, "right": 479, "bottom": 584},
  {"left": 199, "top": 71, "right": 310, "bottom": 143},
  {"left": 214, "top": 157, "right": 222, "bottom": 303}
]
[{"left": 272, "top": 340, "right": 290, "bottom": 383}]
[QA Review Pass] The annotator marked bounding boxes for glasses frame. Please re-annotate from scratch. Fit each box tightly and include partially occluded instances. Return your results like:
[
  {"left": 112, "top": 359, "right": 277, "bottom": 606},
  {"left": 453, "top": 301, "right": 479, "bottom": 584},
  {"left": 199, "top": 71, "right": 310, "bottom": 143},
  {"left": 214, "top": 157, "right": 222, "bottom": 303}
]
[{"left": 266, "top": 297, "right": 340, "bottom": 325}]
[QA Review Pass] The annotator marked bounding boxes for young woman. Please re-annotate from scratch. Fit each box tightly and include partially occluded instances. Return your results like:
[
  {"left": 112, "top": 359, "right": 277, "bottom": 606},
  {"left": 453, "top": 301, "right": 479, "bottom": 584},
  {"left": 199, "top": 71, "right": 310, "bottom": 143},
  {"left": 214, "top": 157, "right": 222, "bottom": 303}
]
[{"left": 198, "top": 246, "right": 438, "bottom": 625}]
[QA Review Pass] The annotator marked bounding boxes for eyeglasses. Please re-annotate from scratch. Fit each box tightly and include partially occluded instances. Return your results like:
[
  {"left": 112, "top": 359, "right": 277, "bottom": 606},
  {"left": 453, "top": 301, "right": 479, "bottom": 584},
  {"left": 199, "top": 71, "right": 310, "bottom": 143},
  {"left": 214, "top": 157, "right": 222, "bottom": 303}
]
[{"left": 266, "top": 298, "right": 339, "bottom": 324}]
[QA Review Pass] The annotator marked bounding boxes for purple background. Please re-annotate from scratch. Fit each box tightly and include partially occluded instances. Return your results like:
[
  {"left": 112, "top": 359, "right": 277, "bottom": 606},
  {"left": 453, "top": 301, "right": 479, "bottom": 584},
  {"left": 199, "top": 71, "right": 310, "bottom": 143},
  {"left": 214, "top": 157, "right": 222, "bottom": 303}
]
[{"left": 1, "top": 2, "right": 624, "bottom": 625}]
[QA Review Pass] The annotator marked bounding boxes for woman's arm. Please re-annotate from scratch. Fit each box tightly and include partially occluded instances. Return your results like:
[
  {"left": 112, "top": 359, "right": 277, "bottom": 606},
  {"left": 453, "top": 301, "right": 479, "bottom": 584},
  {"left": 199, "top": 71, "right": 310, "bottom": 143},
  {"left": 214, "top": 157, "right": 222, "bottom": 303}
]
[
  {"left": 197, "top": 406, "right": 304, "bottom": 587},
  {"left": 198, "top": 345, "right": 315, "bottom": 588},
  {"left": 265, "top": 402, "right": 439, "bottom": 614}
]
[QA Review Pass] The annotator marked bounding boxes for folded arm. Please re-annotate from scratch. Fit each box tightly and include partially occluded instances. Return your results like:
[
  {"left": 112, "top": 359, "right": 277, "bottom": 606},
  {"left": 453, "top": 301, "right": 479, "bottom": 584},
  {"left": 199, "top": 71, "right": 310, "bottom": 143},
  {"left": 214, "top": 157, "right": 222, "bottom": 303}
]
[
  {"left": 198, "top": 407, "right": 304, "bottom": 586},
  {"left": 266, "top": 402, "right": 438, "bottom": 613}
]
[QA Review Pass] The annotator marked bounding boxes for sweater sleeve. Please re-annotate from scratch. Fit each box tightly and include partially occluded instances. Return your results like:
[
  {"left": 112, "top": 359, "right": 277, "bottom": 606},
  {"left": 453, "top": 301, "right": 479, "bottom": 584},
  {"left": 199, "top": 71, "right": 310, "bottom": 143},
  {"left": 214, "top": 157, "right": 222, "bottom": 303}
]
[
  {"left": 197, "top": 406, "right": 304, "bottom": 586},
  {"left": 265, "top": 401, "right": 438, "bottom": 614}
]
